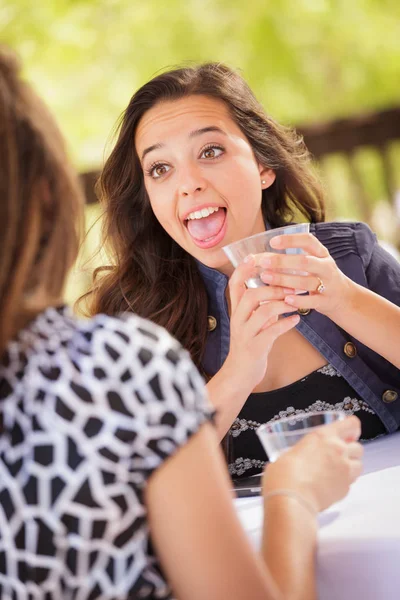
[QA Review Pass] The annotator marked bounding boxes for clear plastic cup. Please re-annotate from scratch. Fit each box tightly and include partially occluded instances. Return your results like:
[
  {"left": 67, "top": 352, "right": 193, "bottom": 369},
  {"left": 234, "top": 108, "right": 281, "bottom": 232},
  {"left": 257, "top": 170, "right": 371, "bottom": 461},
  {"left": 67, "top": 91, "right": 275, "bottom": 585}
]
[
  {"left": 222, "top": 222, "right": 310, "bottom": 288},
  {"left": 256, "top": 410, "right": 346, "bottom": 462}
]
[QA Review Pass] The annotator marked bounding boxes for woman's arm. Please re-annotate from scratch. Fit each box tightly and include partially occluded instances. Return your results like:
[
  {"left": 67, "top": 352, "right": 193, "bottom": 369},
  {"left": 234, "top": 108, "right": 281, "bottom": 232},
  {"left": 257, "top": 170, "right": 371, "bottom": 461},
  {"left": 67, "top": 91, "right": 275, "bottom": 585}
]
[
  {"left": 328, "top": 282, "right": 400, "bottom": 369},
  {"left": 146, "top": 423, "right": 300, "bottom": 600},
  {"left": 260, "top": 232, "right": 400, "bottom": 369},
  {"left": 261, "top": 416, "right": 362, "bottom": 599},
  {"left": 205, "top": 256, "right": 300, "bottom": 439},
  {"left": 146, "top": 417, "right": 362, "bottom": 600},
  {"left": 206, "top": 358, "right": 256, "bottom": 439}
]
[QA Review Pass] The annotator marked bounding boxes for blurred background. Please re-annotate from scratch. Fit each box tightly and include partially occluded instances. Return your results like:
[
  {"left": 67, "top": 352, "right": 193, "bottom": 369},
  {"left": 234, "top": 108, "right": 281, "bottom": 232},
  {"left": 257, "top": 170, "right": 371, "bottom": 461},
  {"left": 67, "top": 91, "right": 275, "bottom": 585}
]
[{"left": 2, "top": 0, "right": 400, "bottom": 304}]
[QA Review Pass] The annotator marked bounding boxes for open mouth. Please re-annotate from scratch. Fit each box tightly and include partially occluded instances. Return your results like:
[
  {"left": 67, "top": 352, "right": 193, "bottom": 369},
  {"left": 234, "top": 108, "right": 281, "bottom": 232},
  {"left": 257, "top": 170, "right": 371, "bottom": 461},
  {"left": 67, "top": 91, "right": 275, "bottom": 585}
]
[{"left": 184, "top": 206, "right": 227, "bottom": 249}]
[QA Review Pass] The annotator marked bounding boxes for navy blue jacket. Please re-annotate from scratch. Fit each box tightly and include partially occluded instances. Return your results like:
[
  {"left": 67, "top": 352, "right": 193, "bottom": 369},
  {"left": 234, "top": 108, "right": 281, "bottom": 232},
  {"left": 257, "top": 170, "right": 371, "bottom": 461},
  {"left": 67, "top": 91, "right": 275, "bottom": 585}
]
[{"left": 197, "top": 222, "right": 400, "bottom": 432}]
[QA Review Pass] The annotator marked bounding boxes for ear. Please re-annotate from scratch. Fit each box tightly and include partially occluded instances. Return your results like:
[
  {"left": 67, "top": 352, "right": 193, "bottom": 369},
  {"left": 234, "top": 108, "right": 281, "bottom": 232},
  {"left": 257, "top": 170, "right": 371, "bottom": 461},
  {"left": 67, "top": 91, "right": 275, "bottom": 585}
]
[{"left": 258, "top": 166, "right": 276, "bottom": 189}]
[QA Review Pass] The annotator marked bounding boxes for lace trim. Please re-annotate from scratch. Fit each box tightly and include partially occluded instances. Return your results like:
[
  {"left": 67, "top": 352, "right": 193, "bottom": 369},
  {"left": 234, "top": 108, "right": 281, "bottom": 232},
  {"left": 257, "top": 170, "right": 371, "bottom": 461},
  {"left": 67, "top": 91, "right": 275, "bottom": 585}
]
[
  {"left": 230, "top": 418, "right": 261, "bottom": 437},
  {"left": 228, "top": 457, "right": 266, "bottom": 476},
  {"left": 271, "top": 397, "right": 376, "bottom": 419},
  {"left": 229, "top": 397, "right": 376, "bottom": 438},
  {"left": 317, "top": 364, "right": 341, "bottom": 377}
]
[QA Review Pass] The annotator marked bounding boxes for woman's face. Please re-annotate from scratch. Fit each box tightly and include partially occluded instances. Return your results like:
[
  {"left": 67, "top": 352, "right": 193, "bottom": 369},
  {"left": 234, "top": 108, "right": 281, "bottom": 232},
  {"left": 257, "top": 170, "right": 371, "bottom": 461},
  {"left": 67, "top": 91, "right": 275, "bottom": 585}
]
[{"left": 135, "top": 95, "right": 275, "bottom": 274}]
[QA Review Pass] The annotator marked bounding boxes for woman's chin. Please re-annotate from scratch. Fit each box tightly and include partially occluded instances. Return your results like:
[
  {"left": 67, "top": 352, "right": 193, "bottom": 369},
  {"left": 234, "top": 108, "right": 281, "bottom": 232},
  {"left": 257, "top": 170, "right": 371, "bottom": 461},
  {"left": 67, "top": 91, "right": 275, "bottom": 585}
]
[{"left": 195, "top": 249, "right": 233, "bottom": 275}]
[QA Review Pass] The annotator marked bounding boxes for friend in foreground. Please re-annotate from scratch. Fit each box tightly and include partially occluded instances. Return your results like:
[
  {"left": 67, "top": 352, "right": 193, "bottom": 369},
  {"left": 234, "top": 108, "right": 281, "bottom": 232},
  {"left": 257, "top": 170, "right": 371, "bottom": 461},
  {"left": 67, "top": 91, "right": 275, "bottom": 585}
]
[{"left": 0, "top": 47, "right": 363, "bottom": 600}]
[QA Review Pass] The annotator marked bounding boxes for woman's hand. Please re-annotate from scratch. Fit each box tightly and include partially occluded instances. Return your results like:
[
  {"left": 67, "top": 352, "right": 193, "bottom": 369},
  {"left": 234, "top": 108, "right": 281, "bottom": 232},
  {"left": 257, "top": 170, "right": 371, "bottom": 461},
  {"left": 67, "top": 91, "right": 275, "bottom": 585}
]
[
  {"left": 258, "top": 232, "right": 356, "bottom": 319},
  {"left": 263, "top": 416, "right": 363, "bottom": 513},
  {"left": 223, "top": 254, "right": 300, "bottom": 392}
]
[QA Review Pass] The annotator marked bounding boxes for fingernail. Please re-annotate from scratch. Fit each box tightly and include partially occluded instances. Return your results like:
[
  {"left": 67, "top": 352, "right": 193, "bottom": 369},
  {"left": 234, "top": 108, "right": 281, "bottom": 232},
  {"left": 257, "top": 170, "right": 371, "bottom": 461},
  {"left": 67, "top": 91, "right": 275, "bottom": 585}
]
[
  {"left": 270, "top": 236, "right": 282, "bottom": 248},
  {"left": 285, "top": 296, "right": 295, "bottom": 305},
  {"left": 244, "top": 254, "right": 255, "bottom": 265},
  {"left": 261, "top": 272, "right": 273, "bottom": 283},
  {"left": 260, "top": 257, "right": 272, "bottom": 267}
]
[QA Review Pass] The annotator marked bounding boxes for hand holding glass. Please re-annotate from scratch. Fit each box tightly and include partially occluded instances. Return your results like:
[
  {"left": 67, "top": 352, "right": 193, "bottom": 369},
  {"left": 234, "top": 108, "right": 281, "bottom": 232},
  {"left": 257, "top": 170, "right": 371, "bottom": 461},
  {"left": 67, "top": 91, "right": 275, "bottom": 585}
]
[
  {"left": 257, "top": 411, "right": 346, "bottom": 462},
  {"left": 222, "top": 222, "right": 310, "bottom": 289}
]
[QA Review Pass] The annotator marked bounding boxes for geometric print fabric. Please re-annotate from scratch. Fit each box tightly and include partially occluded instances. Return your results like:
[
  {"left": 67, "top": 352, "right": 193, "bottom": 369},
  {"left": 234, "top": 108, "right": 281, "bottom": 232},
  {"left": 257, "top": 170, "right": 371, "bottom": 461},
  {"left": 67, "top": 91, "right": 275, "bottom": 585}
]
[{"left": 0, "top": 306, "right": 212, "bottom": 599}]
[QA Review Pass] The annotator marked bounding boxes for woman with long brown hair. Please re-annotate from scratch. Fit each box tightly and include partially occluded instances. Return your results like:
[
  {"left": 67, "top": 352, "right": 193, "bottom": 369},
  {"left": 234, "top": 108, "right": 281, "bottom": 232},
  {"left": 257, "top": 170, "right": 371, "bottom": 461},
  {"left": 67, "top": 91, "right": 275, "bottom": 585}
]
[
  {"left": 87, "top": 63, "right": 400, "bottom": 476},
  {"left": 0, "top": 46, "right": 364, "bottom": 600}
]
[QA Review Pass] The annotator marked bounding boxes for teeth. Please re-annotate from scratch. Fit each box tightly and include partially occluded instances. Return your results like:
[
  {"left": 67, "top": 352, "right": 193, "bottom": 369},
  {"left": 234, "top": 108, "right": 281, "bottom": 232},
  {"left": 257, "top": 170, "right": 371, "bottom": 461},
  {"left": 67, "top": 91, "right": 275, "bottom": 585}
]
[{"left": 186, "top": 206, "right": 220, "bottom": 220}]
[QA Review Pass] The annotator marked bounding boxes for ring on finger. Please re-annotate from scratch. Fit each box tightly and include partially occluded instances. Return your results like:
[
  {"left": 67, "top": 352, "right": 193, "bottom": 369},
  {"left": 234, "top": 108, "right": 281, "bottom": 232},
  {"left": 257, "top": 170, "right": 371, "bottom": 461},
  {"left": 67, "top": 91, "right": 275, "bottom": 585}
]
[{"left": 315, "top": 277, "right": 326, "bottom": 294}]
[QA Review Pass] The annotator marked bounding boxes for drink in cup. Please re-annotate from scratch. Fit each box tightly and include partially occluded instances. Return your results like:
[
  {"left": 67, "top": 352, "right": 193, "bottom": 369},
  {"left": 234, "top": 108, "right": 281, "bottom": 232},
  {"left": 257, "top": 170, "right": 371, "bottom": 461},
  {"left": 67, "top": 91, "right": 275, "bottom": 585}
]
[
  {"left": 222, "top": 222, "right": 310, "bottom": 289},
  {"left": 257, "top": 411, "right": 346, "bottom": 462}
]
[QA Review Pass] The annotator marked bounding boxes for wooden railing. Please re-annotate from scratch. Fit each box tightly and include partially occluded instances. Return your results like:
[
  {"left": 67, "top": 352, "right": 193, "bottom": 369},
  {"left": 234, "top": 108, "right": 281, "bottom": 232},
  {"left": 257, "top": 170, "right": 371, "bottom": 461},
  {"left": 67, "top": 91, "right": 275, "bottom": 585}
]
[
  {"left": 80, "top": 107, "right": 400, "bottom": 225},
  {"left": 297, "top": 107, "right": 400, "bottom": 224}
]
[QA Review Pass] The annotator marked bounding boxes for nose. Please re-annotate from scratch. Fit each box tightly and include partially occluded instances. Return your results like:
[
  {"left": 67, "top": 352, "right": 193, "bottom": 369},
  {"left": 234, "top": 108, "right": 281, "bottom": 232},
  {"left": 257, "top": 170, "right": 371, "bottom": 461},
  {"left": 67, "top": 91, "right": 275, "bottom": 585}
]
[{"left": 177, "top": 163, "right": 207, "bottom": 197}]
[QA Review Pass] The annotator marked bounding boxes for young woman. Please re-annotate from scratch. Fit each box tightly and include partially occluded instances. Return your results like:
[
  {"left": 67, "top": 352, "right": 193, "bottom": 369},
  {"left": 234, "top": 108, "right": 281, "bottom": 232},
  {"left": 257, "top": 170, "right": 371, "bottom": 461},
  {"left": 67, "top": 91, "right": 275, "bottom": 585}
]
[
  {"left": 0, "top": 47, "right": 363, "bottom": 600},
  {"left": 86, "top": 63, "right": 400, "bottom": 477}
]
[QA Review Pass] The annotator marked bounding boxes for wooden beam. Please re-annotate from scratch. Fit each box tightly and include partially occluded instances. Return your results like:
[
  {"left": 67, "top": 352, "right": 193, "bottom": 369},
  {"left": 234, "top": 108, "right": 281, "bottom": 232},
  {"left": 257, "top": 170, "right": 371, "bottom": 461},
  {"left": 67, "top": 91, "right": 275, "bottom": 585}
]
[
  {"left": 80, "top": 107, "right": 400, "bottom": 205},
  {"left": 297, "top": 108, "right": 400, "bottom": 158},
  {"left": 80, "top": 169, "right": 99, "bottom": 205}
]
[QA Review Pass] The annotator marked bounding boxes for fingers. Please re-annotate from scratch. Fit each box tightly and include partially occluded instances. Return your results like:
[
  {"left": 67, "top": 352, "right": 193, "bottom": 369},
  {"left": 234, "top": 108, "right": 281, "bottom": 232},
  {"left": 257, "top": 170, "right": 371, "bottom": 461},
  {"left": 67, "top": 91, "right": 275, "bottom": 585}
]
[
  {"left": 257, "top": 313, "right": 300, "bottom": 345},
  {"left": 245, "top": 302, "right": 298, "bottom": 338},
  {"left": 346, "top": 441, "right": 364, "bottom": 481},
  {"left": 229, "top": 255, "right": 297, "bottom": 314},
  {"left": 284, "top": 293, "right": 321, "bottom": 310},
  {"left": 346, "top": 441, "right": 364, "bottom": 461},
  {"left": 261, "top": 270, "right": 322, "bottom": 293},
  {"left": 348, "top": 457, "right": 364, "bottom": 481},
  {"left": 259, "top": 252, "right": 321, "bottom": 274},
  {"left": 270, "top": 232, "right": 330, "bottom": 259},
  {"left": 325, "top": 415, "right": 362, "bottom": 442},
  {"left": 228, "top": 256, "right": 257, "bottom": 314},
  {"left": 234, "top": 287, "right": 294, "bottom": 326}
]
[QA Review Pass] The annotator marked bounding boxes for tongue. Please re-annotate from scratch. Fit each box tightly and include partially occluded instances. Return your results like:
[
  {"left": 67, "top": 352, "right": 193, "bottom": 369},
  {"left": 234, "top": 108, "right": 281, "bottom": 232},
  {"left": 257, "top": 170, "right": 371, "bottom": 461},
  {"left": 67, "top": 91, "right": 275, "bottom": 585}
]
[{"left": 186, "top": 210, "right": 225, "bottom": 241}]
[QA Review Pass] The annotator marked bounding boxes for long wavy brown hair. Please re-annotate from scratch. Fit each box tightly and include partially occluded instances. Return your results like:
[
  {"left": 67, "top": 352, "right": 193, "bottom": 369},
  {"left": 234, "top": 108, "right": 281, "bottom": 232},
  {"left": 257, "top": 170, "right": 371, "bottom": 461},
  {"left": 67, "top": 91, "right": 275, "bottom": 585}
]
[
  {"left": 85, "top": 63, "right": 325, "bottom": 372},
  {"left": 0, "top": 46, "right": 83, "bottom": 356}
]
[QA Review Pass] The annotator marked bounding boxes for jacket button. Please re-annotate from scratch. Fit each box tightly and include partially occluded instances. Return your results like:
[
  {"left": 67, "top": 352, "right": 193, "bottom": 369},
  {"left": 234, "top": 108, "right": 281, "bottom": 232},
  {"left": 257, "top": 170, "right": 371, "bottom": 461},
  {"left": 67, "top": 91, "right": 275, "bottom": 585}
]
[
  {"left": 344, "top": 342, "right": 357, "bottom": 358},
  {"left": 207, "top": 316, "right": 217, "bottom": 332},
  {"left": 298, "top": 308, "right": 311, "bottom": 316},
  {"left": 382, "top": 390, "right": 398, "bottom": 404}
]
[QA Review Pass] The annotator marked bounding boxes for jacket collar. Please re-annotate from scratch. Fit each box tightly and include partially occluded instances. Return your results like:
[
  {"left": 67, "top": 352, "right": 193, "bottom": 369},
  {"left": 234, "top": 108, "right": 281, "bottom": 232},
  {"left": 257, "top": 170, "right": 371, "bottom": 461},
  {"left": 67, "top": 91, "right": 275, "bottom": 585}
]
[{"left": 195, "top": 259, "right": 228, "bottom": 299}]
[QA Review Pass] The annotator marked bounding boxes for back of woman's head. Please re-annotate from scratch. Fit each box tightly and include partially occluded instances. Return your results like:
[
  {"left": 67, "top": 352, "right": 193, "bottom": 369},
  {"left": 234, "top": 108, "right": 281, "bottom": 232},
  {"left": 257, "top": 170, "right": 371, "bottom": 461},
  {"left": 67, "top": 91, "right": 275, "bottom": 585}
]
[{"left": 0, "top": 46, "right": 83, "bottom": 355}]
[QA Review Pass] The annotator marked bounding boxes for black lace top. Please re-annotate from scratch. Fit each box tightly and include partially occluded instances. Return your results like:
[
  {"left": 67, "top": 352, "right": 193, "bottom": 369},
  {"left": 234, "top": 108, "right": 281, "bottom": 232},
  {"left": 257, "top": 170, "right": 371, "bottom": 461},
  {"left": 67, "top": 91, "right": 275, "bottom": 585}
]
[{"left": 228, "top": 364, "right": 387, "bottom": 478}]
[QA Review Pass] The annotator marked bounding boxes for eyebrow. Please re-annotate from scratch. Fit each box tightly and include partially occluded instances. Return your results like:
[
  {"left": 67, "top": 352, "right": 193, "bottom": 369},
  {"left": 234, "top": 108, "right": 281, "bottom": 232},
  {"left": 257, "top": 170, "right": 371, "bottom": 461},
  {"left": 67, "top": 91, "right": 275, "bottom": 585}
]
[
  {"left": 140, "top": 126, "right": 227, "bottom": 161},
  {"left": 189, "top": 126, "right": 227, "bottom": 139}
]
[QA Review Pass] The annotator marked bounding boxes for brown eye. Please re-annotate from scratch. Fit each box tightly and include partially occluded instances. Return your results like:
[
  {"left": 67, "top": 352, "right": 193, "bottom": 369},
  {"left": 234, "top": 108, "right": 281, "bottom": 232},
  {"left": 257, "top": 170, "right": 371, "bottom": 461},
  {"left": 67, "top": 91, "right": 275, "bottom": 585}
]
[
  {"left": 155, "top": 165, "right": 167, "bottom": 176},
  {"left": 204, "top": 148, "right": 216, "bottom": 159},
  {"left": 150, "top": 163, "right": 171, "bottom": 179},
  {"left": 200, "top": 146, "right": 223, "bottom": 160}
]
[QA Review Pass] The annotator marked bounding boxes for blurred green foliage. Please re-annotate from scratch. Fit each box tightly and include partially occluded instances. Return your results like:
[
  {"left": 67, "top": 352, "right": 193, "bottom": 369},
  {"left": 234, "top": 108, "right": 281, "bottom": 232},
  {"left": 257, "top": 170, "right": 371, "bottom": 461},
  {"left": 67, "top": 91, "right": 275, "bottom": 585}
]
[
  {"left": 2, "top": 0, "right": 400, "bottom": 302},
  {"left": 2, "top": 0, "right": 400, "bottom": 169}
]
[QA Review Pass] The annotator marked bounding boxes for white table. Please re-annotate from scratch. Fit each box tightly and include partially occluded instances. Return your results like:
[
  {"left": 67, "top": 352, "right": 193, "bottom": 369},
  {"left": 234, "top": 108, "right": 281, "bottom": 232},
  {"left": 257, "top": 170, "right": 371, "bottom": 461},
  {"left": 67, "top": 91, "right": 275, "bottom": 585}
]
[{"left": 235, "top": 432, "right": 400, "bottom": 600}]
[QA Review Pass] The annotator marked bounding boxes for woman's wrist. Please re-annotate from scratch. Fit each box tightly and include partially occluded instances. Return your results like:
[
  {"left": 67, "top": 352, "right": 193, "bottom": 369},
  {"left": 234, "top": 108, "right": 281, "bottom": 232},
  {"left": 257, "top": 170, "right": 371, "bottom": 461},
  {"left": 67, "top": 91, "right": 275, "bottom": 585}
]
[
  {"left": 263, "top": 488, "right": 318, "bottom": 518},
  {"left": 219, "top": 354, "right": 255, "bottom": 398},
  {"left": 322, "top": 275, "right": 359, "bottom": 321},
  {"left": 206, "top": 357, "right": 254, "bottom": 439}
]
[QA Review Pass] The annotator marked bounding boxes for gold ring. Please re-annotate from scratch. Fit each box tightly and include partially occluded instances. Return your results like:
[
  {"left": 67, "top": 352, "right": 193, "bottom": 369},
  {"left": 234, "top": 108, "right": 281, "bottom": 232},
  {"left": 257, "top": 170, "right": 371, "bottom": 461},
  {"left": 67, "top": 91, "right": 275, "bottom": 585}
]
[{"left": 316, "top": 277, "right": 325, "bottom": 294}]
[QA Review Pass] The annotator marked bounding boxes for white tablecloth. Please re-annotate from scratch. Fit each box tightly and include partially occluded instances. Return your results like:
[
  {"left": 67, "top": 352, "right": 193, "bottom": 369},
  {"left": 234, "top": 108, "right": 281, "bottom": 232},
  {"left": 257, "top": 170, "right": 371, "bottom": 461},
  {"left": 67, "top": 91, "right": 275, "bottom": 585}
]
[{"left": 235, "top": 432, "right": 400, "bottom": 600}]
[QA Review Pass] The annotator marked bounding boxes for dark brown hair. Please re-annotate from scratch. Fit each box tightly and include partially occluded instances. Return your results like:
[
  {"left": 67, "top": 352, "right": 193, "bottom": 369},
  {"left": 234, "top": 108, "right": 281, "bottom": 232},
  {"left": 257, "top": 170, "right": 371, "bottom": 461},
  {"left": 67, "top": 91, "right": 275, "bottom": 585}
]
[
  {"left": 85, "top": 62, "right": 325, "bottom": 371},
  {"left": 0, "top": 46, "right": 83, "bottom": 355}
]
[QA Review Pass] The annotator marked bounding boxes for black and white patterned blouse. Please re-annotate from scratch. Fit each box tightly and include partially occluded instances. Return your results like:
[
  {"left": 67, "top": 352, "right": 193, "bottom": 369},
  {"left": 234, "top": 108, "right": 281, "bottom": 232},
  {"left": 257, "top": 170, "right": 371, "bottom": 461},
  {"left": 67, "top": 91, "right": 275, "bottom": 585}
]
[
  {"left": 229, "top": 364, "right": 387, "bottom": 478},
  {"left": 0, "top": 306, "right": 213, "bottom": 599}
]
